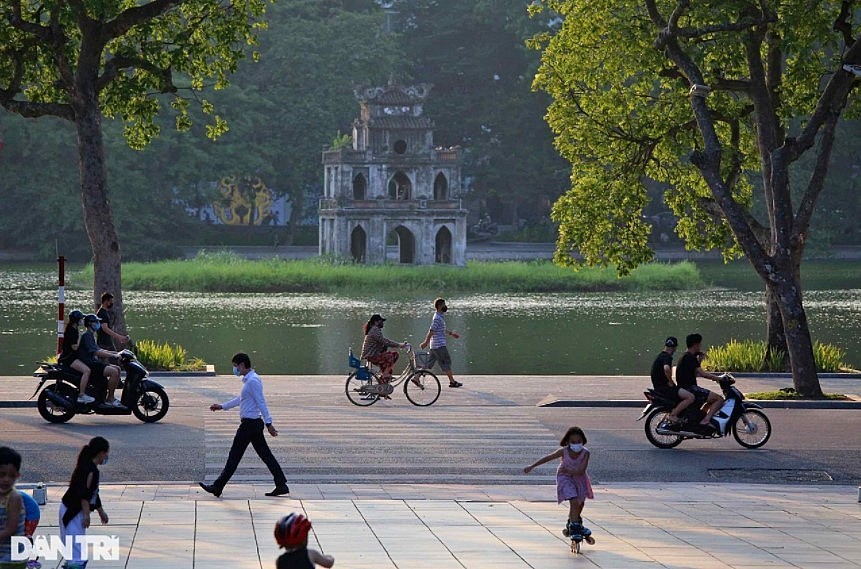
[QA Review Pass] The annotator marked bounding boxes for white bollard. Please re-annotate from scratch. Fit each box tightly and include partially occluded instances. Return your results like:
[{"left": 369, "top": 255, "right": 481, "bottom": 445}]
[
  {"left": 32, "top": 482, "right": 47, "bottom": 505},
  {"left": 857, "top": 486, "right": 861, "bottom": 503}
]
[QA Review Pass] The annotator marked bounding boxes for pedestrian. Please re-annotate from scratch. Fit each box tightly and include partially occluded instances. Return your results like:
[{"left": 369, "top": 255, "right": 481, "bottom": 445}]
[
  {"left": 273, "top": 512, "right": 334, "bottom": 569},
  {"left": 199, "top": 353, "right": 289, "bottom": 498},
  {"left": 419, "top": 297, "right": 462, "bottom": 388},
  {"left": 649, "top": 336, "right": 694, "bottom": 427},
  {"left": 58, "top": 310, "right": 94, "bottom": 404},
  {"left": 95, "top": 293, "right": 129, "bottom": 351},
  {"left": 361, "top": 314, "right": 406, "bottom": 387},
  {"left": 0, "top": 447, "right": 25, "bottom": 569},
  {"left": 59, "top": 437, "right": 111, "bottom": 569},
  {"left": 523, "top": 426, "right": 594, "bottom": 542}
]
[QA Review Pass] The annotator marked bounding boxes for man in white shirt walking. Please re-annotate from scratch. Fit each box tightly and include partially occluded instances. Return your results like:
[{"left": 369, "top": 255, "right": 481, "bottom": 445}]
[
  {"left": 199, "top": 352, "right": 289, "bottom": 498},
  {"left": 420, "top": 297, "right": 463, "bottom": 388}
]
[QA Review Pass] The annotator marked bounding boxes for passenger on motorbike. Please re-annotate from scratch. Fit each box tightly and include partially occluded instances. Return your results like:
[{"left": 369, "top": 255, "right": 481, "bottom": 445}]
[
  {"left": 58, "top": 310, "right": 95, "bottom": 404},
  {"left": 649, "top": 336, "right": 694, "bottom": 426},
  {"left": 676, "top": 333, "right": 725, "bottom": 432},
  {"left": 78, "top": 314, "right": 125, "bottom": 408}
]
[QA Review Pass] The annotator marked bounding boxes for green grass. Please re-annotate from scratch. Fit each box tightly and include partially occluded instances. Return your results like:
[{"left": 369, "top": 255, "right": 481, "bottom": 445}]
[
  {"left": 132, "top": 339, "right": 206, "bottom": 372},
  {"left": 745, "top": 389, "right": 849, "bottom": 401},
  {"left": 83, "top": 251, "right": 704, "bottom": 294},
  {"left": 702, "top": 338, "right": 855, "bottom": 373}
]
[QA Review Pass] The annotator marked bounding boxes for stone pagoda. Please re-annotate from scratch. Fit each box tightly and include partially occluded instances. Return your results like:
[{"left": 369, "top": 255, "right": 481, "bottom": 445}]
[{"left": 319, "top": 83, "right": 467, "bottom": 265}]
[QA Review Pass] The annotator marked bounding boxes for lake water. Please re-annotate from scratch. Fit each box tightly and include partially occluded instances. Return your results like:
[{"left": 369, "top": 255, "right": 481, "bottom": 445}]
[{"left": 1, "top": 261, "right": 858, "bottom": 375}]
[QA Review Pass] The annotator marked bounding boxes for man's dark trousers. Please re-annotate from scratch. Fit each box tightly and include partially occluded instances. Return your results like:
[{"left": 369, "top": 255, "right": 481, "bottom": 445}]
[{"left": 213, "top": 418, "right": 287, "bottom": 491}]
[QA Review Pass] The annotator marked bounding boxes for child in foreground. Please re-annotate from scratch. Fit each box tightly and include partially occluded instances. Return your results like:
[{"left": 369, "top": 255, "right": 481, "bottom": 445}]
[
  {"left": 524, "top": 426, "right": 595, "bottom": 542},
  {"left": 274, "top": 512, "right": 334, "bottom": 569},
  {"left": 0, "top": 447, "right": 26, "bottom": 569}
]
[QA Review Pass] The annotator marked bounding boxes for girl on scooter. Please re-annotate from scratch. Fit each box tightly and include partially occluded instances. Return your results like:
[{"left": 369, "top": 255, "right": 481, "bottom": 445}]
[
  {"left": 523, "top": 426, "right": 595, "bottom": 543},
  {"left": 58, "top": 310, "right": 94, "bottom": 405}
]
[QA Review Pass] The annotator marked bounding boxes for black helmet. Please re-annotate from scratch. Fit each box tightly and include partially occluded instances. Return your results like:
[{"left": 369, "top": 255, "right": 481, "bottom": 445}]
[
  {"left": 69, "top": 310, "right": 85, "bottom": 323},
  {"left": 83, "top": 313, "right": 103, "bottom": 326}
]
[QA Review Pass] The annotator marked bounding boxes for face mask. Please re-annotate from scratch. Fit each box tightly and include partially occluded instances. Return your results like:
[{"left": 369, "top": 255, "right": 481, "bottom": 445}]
[
  {"left": 102, "top": 456, "right": 109, "bottom": 465},
  {"left": 441, "top": 306, "right": 448, "bottom": 313},
  {"left": 568, "top": 443, "right": 584, "bottom": 453},
  {"left": 233, "top": 366, "right": 241, "bottom": 377},
  {"left": 93, "top": 322, "right": 101, "bottom": 331}
]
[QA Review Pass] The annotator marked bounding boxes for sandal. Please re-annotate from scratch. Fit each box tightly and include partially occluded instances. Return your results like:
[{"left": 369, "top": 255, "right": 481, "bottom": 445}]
[{"left": 449, "top": 381, "right": 463, "bottom": 388}]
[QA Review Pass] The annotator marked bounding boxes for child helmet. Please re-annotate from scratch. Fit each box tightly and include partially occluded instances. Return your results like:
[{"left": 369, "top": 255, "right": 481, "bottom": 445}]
[{"left": 274, "top": 512, "right": 311, "bottom": 548}]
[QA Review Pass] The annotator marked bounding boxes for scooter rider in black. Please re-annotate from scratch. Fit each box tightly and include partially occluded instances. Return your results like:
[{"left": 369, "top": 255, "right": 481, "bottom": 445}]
[
  {"left": 675, "top": 333, "right": 725, "bottom": 433},
  {"left": 78, "top": 314, "right": 126, "bottom": 408},
  {"left": 649, "top": 336, "right": 695, "bottom": 429}
]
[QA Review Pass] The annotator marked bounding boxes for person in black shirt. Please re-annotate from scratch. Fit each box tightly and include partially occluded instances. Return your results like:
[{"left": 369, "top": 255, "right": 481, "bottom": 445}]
[
  {"left": 274, "top": 512, "right": 334, "bottom": 569},
  {"left": 60, "top": 436, "right": 112, "bottom": 567},
  {"left": 79, "top": 314, "right": 125, "bottom": 408},
  {"left": 58, "top": 310, "right": 95, "bottom": 404},
  {"left": 676, "top": 333, "right": 725, "bottom": 431},
  {"left": 649, "top": 336, "right": 694, "bottom": 424},
  {"left": 96, "top": 292, "right": 130, "bottom": 351}
]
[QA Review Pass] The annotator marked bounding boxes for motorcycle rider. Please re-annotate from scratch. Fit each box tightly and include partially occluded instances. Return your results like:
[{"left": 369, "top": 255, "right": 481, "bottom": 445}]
[
  {"left": 58, "top": 310, "right": 95, "bottom": 404},
  {"left": 78, "top": 314, "right": 126, "bottom": 408},
  {"left": 649, "top": 336, "right": 694, "bottom": 427},
  {"left": 676, "top": 333, "right": 725, "bottom": 432}
]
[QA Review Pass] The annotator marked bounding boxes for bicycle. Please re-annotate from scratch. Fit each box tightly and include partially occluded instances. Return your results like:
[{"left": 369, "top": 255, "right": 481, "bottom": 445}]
[{"left": 345, "top": 343, "right": 441, "bottom": 406}]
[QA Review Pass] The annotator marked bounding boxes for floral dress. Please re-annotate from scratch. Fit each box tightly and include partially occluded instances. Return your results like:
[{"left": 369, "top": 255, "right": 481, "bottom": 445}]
[{"left": 556, "top": 447, "right": 594, "bottom": 504}]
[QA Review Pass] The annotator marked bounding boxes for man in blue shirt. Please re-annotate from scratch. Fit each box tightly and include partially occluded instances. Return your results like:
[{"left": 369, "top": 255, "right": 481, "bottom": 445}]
[{"left": 199, "top": 353, "right": 289, "bottom": 498}]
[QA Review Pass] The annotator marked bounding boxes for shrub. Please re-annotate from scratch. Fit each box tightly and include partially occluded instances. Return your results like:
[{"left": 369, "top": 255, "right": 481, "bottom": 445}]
[
  {"left": 702, "top": 339, "right": 853, "bottom": 373},
  {"left": 132, "top": 339, "right": 206, "bottom": 372}
]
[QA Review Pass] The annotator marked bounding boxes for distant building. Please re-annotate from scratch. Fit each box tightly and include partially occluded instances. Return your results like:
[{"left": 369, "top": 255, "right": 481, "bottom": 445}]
[{"left": 319, "top": 83, "right": 468, "bottom": 265}]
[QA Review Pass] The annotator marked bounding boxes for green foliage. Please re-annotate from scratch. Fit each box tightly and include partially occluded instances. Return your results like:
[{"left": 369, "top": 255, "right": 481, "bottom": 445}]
[
  {"left": 745, "top": 390, "right": 848, "bottom": 401},
  {"left": 133, "top": 338, "right": 207, "bottom": 372},
  {"left": 89, "top": 257, "right": 705, "bottom": 293},
  {"left": 530, "top": 0, "right": 857, "bottom": 272},
  {"left": 702, "top": 339, "right": 854, "bottom": 373}
]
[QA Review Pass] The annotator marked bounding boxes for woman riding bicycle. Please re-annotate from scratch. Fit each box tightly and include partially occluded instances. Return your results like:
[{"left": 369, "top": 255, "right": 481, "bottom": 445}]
[{"left": 361, "top": 314, "right": 406, "bottom": 388}]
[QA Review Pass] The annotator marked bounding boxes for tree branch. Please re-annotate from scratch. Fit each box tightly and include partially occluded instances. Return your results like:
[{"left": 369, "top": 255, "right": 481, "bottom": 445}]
[
  {"left": 1, "top": 98, "right": 75, "bottom": 120},
  {"left": 794, "top": 107, "right": 840, "bottom": 245},
  {"left": 102, "top": 0, "right": 185, "bottom": 43},
  {"left": 6, "top": 0, "right": 52, "bottom": 40},
  {"left": 96, "top": 55, "right": 177, "bottom": 93},
  {"left": 832, "top": 0, "right": 855, "bottom": 46}
]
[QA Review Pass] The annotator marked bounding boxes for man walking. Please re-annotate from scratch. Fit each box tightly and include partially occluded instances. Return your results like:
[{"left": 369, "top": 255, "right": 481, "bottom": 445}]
[
  {"left": 199, "top": 353, "right": 289, "bottom": 498},
  {"left": 419, "top": 297, "right": 463, "bottom": 388}
]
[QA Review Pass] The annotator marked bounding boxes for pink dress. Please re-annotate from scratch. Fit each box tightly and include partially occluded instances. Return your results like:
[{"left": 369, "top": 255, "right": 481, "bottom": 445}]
[{"left": 556, "top": 447, "right": 594, "bottom": 504}]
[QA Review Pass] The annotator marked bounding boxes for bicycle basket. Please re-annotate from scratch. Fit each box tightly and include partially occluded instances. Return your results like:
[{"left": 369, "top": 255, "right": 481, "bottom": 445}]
[{"left": 412, "top": 351, "right": 433, "bottom": 369}]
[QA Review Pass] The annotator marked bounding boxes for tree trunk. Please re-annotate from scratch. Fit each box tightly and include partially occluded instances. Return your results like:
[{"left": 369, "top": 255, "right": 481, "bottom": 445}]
[
  {"left": 764, "top": 289, "right": 787, "bottom": 371},
  {"left": 768, "top": 277, "right": 822, "bottom": 397},
  {"left": 76, "top": 103, "right": 127, "bottom": 335}
]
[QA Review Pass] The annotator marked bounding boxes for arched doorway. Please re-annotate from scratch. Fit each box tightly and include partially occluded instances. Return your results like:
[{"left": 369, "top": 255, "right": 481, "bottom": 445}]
[
  {"left": 387, "top": 171, "right": 411, "bottom": 200},
  {"left": 435, "top": 226, "right": 452, "bottom": 264},
  {"left": 350, "top": 226, "right": 367, "bottom": 263},
  {"left": 387, "top": 225, "right": 416, "bottom": 263},
  {"left": 433, "top": 173, "right": 448, "bottom": 200},
  {"left": 352, "top": 173, "right": 367, "bottom": 199}
]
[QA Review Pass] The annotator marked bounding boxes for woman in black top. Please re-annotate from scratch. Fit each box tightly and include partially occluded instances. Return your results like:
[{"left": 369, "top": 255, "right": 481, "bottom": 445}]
[
  {"left": 59, "top": 310, "right": 94, "bottom": 404},
  {"left": 59, "top": 437, "right": 111, "bottom": 566}
]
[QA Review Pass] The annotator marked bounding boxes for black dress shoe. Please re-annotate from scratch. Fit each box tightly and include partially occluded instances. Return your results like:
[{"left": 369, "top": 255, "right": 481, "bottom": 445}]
[
  {"left": 198, "top": 482, "right": 221, "bottom": 497},
  {"left": 265, "top": 485, "right": 290, "bottom": 497}
]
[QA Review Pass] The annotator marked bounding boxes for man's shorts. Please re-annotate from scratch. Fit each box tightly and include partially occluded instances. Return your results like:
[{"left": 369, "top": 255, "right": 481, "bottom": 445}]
[
  {"left": 427, "top": 346, "right": 452, "bottom": 372},
  {"left": 654, "top": 385, "right": 681, "bottom": 401},
  {"left": 688, "top": 385, "right": 712, "bottom": 403}
]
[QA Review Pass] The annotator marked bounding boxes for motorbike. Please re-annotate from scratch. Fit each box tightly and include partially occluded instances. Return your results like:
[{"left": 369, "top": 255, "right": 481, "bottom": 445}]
[
  {"left": 32, "top": 349, "right": 170, "bottom": 424},
  {"left": 637, "top": 374, "right": 772, "bottom": 449}
]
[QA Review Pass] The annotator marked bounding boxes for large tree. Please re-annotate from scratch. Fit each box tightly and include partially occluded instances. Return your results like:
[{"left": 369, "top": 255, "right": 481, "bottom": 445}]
[
  {"left": 0, "top": 0, "right": 268, "bottom": 330},
  {"left": 532, "top": 0, "right": 860, "bottom": 396}
]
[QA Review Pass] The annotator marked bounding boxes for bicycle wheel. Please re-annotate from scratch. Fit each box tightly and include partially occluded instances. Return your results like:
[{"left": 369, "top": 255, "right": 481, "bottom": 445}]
[
  {"left": 404, "top": 370, "right": 441, "bottom": 406},
  {"left": 345, "top": 371, "right": 380, "bottom": 406}
]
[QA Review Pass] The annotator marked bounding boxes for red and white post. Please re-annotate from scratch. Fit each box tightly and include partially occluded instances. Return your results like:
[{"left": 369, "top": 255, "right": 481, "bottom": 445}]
[{"left": 57, "top": 255, "right": 65, "bottom": 355}]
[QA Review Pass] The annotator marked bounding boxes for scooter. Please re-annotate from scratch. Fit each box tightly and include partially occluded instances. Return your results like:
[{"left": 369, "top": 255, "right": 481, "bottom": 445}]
[
  {"left": 32, "top": 349, "right": 170, "bottom": 424},
  {"left": 638, "top": 374, "right": 772, "bottom": 449}
]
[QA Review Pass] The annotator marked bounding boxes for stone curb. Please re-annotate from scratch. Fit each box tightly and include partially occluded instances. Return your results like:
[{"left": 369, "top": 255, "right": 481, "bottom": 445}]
[{"left": 537, "top": 399, "right": 861, "bottom": 408}]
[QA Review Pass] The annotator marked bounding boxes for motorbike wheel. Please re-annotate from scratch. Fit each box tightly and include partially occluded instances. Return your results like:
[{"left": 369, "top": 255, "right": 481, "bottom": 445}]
[
  {"left": 345, "top": 372, "right": 379, "bottom": 406},
  {"left": 132, "top": 386, "right": 170, "bottom": 423},
  {"left": 37, "top": 385, "right": 76, "bottom": 423},
  {"left": 644, "top": 408, "right": 684, "bottom": 449},
  {"left": 732, "top": 409, "right": 772, "bottom": 449}
]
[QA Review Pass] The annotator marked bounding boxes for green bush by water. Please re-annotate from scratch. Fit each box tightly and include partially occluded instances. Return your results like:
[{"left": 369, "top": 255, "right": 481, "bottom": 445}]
[
  {"left": 702, "top": 338, "right": 854, "bottom": 373},
  {"left": 105, "top": 251, "right": 704, "bottom": 294},
  {"left": 133, "top": 339, "right": 206, "bottom": 372}
]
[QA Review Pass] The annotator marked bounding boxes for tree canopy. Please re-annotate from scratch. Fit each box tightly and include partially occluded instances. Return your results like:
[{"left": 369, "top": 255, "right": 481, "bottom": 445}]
[{"left": 531, "top": 0, "right": 860, "bottom": 394}]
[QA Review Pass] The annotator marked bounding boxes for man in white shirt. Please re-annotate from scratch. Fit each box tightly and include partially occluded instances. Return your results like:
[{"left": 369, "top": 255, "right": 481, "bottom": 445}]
[{"left": 199, "top": 353, "right": 289, "bottom": 497}]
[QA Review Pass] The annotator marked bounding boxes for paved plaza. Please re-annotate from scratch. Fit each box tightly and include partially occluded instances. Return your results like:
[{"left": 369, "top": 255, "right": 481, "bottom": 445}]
[{"left": 17, "top": 481, "right": 861, "bottom": 569}]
